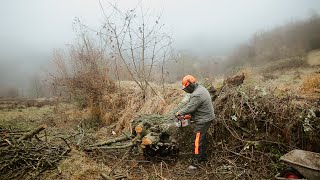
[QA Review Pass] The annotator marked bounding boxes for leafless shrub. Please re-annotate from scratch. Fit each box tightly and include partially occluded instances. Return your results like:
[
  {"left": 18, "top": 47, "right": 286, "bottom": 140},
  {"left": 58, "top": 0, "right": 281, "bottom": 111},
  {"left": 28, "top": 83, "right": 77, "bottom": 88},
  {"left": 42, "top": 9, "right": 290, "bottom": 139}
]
[{"left": 50, "top": 34, "right": 116, "bottom": 124}]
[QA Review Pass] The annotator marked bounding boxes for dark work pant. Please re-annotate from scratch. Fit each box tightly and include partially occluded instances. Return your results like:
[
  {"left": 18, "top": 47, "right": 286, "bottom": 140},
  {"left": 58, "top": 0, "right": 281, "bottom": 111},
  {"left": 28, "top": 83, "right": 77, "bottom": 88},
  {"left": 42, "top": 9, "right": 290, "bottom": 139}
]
[{"left": 192, "top": 121, "right": 212, "bottom": 163}]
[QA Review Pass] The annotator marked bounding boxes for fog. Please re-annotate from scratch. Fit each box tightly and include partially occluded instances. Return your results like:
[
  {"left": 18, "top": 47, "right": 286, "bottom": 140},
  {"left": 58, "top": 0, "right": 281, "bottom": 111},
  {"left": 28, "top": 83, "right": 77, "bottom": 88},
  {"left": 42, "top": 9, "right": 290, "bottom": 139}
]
[{"left": 0, "top": 0, "right": 319, "bottom": 95}]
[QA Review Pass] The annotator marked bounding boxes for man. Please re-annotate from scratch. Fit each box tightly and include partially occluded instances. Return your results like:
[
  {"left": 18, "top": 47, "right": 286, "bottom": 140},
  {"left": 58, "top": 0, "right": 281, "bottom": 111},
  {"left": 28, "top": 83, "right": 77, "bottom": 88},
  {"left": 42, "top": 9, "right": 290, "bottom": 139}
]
[{"left": 176, "top": 75, "right": 215, "bottom": 170}]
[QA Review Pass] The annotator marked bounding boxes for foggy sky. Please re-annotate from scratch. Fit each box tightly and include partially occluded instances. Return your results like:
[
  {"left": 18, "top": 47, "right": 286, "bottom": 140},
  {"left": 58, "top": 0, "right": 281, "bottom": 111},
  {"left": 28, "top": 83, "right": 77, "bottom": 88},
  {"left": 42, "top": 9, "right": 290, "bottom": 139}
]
[{"left": 0, "top": 0, "right": 319, "bottom": 90}]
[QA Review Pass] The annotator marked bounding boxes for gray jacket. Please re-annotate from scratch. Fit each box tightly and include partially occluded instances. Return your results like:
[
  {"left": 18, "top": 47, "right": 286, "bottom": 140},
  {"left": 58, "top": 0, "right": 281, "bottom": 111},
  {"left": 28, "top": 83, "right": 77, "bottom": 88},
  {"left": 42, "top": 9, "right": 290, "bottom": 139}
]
[{"left": 178, "top": 84, "right": 215, "bottom": 124}]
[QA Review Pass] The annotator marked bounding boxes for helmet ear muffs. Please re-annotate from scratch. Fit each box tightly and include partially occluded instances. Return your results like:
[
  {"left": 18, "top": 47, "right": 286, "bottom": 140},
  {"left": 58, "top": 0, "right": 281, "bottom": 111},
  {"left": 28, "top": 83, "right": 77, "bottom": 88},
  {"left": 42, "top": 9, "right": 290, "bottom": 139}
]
[
  {"left": 187, "top": 79, "right": 195, "bottom": 87},
  {"left": 182, "top": 75, "right": 196, "bottom": 89},
  {"left": 182, "top": 80, "right": 190, "bottom": 89},
  {"left": 183, "top": 81, "right": 197, "bottom": 93}
]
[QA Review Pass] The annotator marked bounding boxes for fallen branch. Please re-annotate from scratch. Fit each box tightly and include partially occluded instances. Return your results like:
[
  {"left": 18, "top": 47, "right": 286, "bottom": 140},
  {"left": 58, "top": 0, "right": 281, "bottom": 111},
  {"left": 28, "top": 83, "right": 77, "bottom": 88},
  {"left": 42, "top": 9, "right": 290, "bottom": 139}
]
[
  {"left": 84, "top": 142, "right": 133, "bottom": 151},
  {"left": 0, "top": 134, "right": 69, "bottom": 179},
  {"left": 101, "top": 173, "right": 116, "bottom": 180},
  {"left": 101, "top": 173, "right": 127, "bottom": 180},
  {"left": 88, "top": 135, "right": 129, "bottom": 147},
  {"left": 17, "top": 124, "right": 47, "bottom": 142}
]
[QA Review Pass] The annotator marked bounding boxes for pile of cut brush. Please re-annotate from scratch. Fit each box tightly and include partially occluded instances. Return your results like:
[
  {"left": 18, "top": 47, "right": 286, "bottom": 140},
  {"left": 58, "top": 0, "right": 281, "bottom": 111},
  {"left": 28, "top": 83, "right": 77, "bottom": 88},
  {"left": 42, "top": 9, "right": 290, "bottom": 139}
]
[
  {"left": 213, "top": 84, "right": 320, "bottom": 149},
  {"left": 204, "top": 82, "right": 320, "bottom": 179},
  {"left": 0, "top": 125, "right": 70, "bottom": 179}
]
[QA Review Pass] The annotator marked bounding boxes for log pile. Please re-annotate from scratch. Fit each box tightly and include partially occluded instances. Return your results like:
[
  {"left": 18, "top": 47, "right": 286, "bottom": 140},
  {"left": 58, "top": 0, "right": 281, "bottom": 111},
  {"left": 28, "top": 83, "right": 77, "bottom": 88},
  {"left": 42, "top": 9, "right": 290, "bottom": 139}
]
[
  {"left": 131, "top": 114, "right": 180, "bottom": 157},
  {"left": 0, "top": 125, "right": 70, "bottom": 179},
  {"left": 85, "top": 114, "right": 180, "bottom": 158}
]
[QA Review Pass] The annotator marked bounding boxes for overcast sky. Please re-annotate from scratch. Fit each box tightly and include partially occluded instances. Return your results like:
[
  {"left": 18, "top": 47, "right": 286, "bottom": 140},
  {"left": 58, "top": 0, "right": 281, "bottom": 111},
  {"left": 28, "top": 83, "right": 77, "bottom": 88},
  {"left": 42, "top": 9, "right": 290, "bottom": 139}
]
[{"left": 0, "top": 0, "right": 319, "bottom": 88}]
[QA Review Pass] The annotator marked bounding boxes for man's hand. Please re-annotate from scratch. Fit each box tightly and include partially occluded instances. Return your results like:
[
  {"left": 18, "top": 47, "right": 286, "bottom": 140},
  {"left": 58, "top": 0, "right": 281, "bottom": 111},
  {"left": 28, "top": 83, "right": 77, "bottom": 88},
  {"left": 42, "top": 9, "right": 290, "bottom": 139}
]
[
  {"left": 175, "top": 112, "right": 184, "bottom": 120},
  {"left": 175, "top": 112, "right": 180, "bottom": 118}
]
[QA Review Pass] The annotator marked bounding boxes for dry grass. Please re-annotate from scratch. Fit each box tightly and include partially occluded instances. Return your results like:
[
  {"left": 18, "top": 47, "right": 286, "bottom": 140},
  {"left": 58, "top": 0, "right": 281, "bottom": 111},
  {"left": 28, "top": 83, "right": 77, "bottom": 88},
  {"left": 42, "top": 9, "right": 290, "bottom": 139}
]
[
  {"left": 0, "top": 105, "right": 54, "bottom": 130},
  {"left": 238, "top": 66, "right": 254, "bottom": 81},
  {"left": 301, "top": 73, "right": 320, "bottom": 93},
  {"left": 259, "top": 57, "right": 308, "bottom": 74},
  {"left": 232, "top": 61, "right": 320, "bottom": 97}
]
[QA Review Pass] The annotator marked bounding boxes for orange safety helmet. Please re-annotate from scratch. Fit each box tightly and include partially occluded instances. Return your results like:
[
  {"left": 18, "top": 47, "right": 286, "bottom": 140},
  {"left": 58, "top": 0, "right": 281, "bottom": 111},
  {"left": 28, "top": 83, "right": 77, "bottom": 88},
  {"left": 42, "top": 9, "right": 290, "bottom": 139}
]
[{"left": 182, "top": 75, "right": 196, "bottom": 89}]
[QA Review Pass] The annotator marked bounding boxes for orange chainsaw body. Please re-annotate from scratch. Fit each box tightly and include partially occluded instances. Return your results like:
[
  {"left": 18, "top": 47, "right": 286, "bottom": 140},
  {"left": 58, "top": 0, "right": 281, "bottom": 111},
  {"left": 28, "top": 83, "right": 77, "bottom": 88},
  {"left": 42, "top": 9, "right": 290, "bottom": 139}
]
[{"left": 175, "top": 114, "right": 191, "bottom": 127}]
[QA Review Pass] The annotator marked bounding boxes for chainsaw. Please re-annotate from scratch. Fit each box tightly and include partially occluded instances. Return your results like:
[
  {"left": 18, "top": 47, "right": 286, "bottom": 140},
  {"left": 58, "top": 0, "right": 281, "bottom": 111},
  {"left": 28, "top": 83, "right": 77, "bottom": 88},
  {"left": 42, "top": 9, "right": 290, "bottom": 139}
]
[{"left": 175, "top": 114, "right": 192, "bottom": 127}]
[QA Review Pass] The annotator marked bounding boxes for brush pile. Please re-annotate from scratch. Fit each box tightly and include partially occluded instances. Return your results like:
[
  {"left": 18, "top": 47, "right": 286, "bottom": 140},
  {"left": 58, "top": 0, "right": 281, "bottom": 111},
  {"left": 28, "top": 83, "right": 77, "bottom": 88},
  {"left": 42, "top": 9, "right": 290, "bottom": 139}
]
[
  {"left": 0, "top": 125, "right": 70, "bottom": 179},
  {"left": 213, "top": 84, "right": 320, "bottom": 149},
  {"left": 199, "top": 84, "right": 320, "bottom": 179}
]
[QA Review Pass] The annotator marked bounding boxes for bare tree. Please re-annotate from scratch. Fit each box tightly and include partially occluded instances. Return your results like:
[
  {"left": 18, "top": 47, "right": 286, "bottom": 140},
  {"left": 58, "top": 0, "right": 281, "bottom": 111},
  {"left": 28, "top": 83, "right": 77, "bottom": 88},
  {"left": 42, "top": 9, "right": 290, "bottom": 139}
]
[
  {"left": 86, "top": 2, "right": 173, "bottom": 99},
  {"left": 29, "top": 74, "right": 44, "bottom": 98}
]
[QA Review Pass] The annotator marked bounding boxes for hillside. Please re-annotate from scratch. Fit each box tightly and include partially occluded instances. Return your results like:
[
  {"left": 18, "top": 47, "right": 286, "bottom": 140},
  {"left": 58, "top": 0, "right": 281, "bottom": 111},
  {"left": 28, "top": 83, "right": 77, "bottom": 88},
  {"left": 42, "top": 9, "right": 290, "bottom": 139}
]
[{"left": 1, "top": 58, "right": 319, "bottom": 179}]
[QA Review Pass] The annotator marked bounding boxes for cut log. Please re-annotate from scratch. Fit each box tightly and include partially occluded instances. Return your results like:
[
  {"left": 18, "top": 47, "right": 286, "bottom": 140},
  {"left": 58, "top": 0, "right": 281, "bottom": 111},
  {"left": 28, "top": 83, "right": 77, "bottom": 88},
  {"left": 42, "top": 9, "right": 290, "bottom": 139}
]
[
  {"left": 135, "top": 123, "right": 144, "bottom": 134},
  {"left": 141, "top": 132, "right": 160, "bottom": 146},
  {"left": 17, "top": 124, "right": 47, "bottom": 142},
  {"left": 129, "top": 114, "right": 182, "bottom": 157}
]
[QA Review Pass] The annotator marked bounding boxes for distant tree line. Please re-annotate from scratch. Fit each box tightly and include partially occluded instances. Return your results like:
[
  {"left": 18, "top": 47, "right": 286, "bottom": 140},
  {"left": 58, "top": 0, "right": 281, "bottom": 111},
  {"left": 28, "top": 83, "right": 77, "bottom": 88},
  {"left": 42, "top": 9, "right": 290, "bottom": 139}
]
[{"left": 222, "top": 14, "right": 320, "bottom": 72}]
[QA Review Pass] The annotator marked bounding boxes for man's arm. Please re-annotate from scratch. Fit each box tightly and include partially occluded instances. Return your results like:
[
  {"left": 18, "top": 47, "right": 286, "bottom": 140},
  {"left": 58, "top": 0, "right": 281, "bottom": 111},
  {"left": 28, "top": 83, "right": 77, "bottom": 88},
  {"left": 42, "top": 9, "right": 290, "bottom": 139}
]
[{"left": 178, "top": 94, "right": 203, "bottom": 115}]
